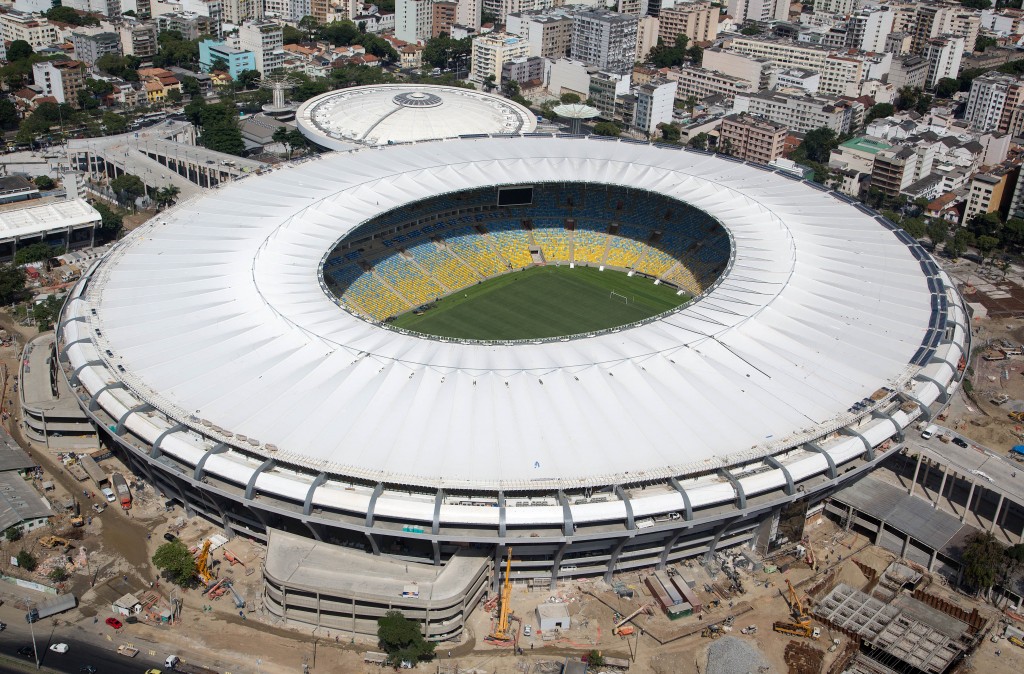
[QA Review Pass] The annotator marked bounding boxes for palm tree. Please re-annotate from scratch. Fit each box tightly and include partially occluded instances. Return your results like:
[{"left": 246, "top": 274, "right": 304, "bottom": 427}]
[{"left": 155, "top": 185, "right": 180, "bottom": 210}]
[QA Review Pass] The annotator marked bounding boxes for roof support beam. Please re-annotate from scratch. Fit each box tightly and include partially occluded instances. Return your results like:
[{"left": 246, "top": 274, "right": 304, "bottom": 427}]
[
  {"left": 841, "top": 427, "right": 874, "bottom": 461},
  {"left": 805, "top": 442, "right": 837, "bottom": 479},
  {"left": 915, "top": 374, "right": 950, "bottom": 404},
  {"left": 88, "top": 382, "right": 124, "bottom": 412},
  {"left": 614, "top": 485, "right": 635, "bottom": 530},
  {"left": 718, "top": 468, "right": 746, "bottom": 510},
  {"left": 193, "top": 443, "right": 227, "bottom": 481},
  {"left": 605, "top": 537, "right": 630, "bottom": 583},
  {"left": 70, "top": 360, "right": 101, "bottom": 386},
  {"left": 498, "top": 491, "right": 506, "bottom": 538},
  {"left": 365, "top": 483, "right": 384, "bottom": 528},
  {"left": 669, "top": 477, "right": 693, "bottom": 521},
  {"left": 558, "top": 490, "right": 574, "bottom": 537},
  {"left": 303, "top": 473, "right": 327, "bottom": 516},
  {"left": 764, "top": 456, "right": 794, "bottom": 495},
  {"left": 151, "top": 423, "right": 185, "bottom": 459},
  {"left": 432, "top": 489, "right": 443, "bottom": 535},
  {"left": 244, "top": 458, "right": 275, "bottom": 500},
  {"left": 115, "top": 403, "right": 151, "bottom": 435},
  {"left": 872, "top": 408, "right": 903, "bottom": 443}
]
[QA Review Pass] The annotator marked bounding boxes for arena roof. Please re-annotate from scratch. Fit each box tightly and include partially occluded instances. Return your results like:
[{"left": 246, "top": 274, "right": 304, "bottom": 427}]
[
  {"left": 75, "top": 137, "right": 938, "bottom": 490},
  {"left": 294, "top": 84, "right": 537, "bottom": 150}
]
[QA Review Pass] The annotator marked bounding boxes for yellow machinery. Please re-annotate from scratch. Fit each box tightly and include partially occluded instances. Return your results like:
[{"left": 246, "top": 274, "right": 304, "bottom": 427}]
[
  {"left": 487, "top": 547, "right": 514, "bottom": 643},
  {"left": 195, "top": 540, "right": 213, "bottom": 584},
  {"left": 613, "top": 603, "right": 653, "bottom": 636},
  {"left": 1010, "top": 411, "right": 1024, "bottom": 422},
  {"left": 1009, "top": 635, "right": 1024, "bottom": 649},
  {"left": 39, "top": 536, "right": 68, "bottom": 549},
  {"left": 773, "top": 579, "right": 815, "bottom": 638}
]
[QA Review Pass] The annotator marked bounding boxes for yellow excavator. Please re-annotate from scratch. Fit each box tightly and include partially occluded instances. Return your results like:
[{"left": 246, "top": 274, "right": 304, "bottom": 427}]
[
  {"left": 195, "top": 540, "right": 213, "bottom": 584},
  {"left": 487, "top": 547, "right": 514, "bottom": 643},
  {"left": 773, "top": 578, "right": 817, "bottom": 638}
]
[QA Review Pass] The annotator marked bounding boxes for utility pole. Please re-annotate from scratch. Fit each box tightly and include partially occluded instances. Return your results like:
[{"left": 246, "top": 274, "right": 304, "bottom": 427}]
[{"left": 27, "top": 602, "right": 39, "bottom": 670}]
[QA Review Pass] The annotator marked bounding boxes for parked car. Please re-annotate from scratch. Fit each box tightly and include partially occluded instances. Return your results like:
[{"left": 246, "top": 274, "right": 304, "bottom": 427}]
[
  {"left": 523, "top": 624, "right": 532, "bottom": 637},
  {"left": 163, "top": 532, "right": 177, "bottom": 542},
  {"left": 952, "top": 437, "right": 969, "bottom": 448},
  {"left": 50, "top": 643, "right": 69, "bottom": 653},
  {"left": 101, "top": 488, "right": 116, "bottom": 503},
  {"left": 80, "top": 666, "right": 98, "bottom": 674},
  {"left": 105, "top": 617, "right": 123, "bottom": 630},
  {"left": 17, "top": 646, "right": 34, "bottom": 657}
]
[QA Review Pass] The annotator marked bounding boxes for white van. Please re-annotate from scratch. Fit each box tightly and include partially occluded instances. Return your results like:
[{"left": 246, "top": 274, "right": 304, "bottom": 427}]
[
  {"left": 920, "top": 424, "right": 938, "bottom": 440},
  {"left": 101, "top": 487, "right": 116, "bottom": 502}
]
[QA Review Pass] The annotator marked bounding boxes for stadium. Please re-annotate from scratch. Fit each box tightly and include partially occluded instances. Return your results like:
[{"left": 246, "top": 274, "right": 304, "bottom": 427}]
[{"left": 58, "top": 136, "right": 969, "bottom": 640}]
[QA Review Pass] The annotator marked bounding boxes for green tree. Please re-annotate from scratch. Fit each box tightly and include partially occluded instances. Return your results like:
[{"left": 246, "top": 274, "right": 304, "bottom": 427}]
[
  {"left": 237, "top": 69, "right": 260, "bottom": 89},
  {"left": 377, "top": 610, "right": 435, "bottom": 665},
  {"left": 865, "top": 102, "right": 895, "bottom": 124},
  {"left": 482, "top": 74, "right": 496, "bottom": 92},
  {"left": 45, "top": 6, "right": 101, "bottom": 26},
  {"left": 33, "top": 175, "right": 54, "bottom": 190},
  {"left": 592, "top": 121, "right": 621, "bottom": 137},
  {"left": 4, "top": 526, "right": 22, "bottom": 542},
  {"left": 422, "top": 34, "right": 472, "bottom": 70},
  {"left": 110, "top": 174, "right": 146, "bottom": 207},
  {"left": 200, "top": 123, "right": 245, "bottom": 155},
  {"left": 102, "top": 111, "right": 127, "bottom": 134},
  {"left": 272, "top": 125, "right": 290, "bottom": 150},
  {"left": 559, "top": 92, "right": 582, "bottom": 104},
  {"left": 283, "top": 24, "right": 306, "bottom": 44},
  {"left": 16, "top": 550, "right": 37, "bottom": 571},
  {"left": 946, "top": 228, "right": 975, "bottom": 258},
  {"left": 927, "top": 220, "right": 949, "bottom": 247},
  {"left": 96, "top": 53, "right": 141, "bottom": 81},
  {"left": 977, "top": 234, "right": 1000, "bottom": 261},
  {"left": 960, "top": 0, "right": 992, "bottom": 9},
  {"left": 33, "top": 294, "right": 64, "bottom": 331},
  {"left": 167, "top": 88, "right": 183, "bottom": 103},
  {"left": 976, "top": 35, "right": 998, "bottom": 52},
  {"left": 902, "top": 218, "right": 927, "bottom": 239},
  {"left": 286, "top": 129, "right": 307, "bottom": 156},
  {"left": 92, "top": 202, "right": 124, "bottom": 243},
  {"left": 658, "top": 122, "right": 681, "bottom": 143},
  {"left": 934, "top": 77, "right": 960, "bottom": 98},
  {"left": 7, "top": 40, "right": 33, "bottom": 62},
  {"left": 48, "top": 567, "right": 68, "bottom": 583},
  {"left": 15, "top": 242, "right": 59, "bottom": 265},
  {"left": 740, "top": 24, "right": 763, "bottom": 35},
  {"left": 153, "top": 540, "right": 197, "bottom": 586},
  {"left": 180, "top": 76, "right": 202, "bottom": 98},
  {"left": 0, "top": 99, "right": 19, "bottom": 131},
  {"left": 0, "top": 264, "right": 26, "bottom": 305},
  {"left": 688, "top": 132, "right": 709, "bottom": 150},
  {"left": 209, "top": 56, "right": 229, "bottom": 73},
  {"left": 587, "top": 651, "right": 605, "bottom": 667},
  {"left": 299, "top": 15, "right": 321, "bottom": 41},
  {"left": 961, "top": 531, "right": 1006, "bottom": 597},
  {"left": 154, "top": 185, "right": 180, "bottom": 210},
  {"left": 791, "top": 127, "right": 839, "bottom": 163}
]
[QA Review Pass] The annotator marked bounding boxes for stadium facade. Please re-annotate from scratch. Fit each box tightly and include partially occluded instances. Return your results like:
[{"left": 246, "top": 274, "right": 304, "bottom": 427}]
[{"left": 58, "top": 137, "right": 969, "bottom": 639}]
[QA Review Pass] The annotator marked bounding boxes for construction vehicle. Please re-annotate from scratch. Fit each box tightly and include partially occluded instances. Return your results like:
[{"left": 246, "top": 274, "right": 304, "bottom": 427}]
[
  {"left": 486, "top": 547, "right": 514, "bottom": 643},
  {"left": 1009, "top": 635, "right": 1024, "bottom": 649},
  {"left": 1009, "top": 411, "right": 1024, "bottom": 422},
  {"left": 773, "top": 579, "right": 816, "bottom": 638},
  {"left": 701, "top": 625, "right": 722, "bottom": 639},
  {"left": 39, "top": 536, "right": 68, "bottom": 549},
  {"left": 70, "top": 516, "right": 84, "bottom": 528},
  {"left": 223, "top": 549, "right": 245, "bottom": 567},
  {"left": 112, "top": 473, "right": 131, "bottom": 510},
  {"left": 740, "top": 625, "right": 758, "bottom": 635},
  {"left": 195, "top": 540, "right": 213, "bottom": 584},
  {"left": 612, "top": 603, "right": 653, "bottom": 636}
]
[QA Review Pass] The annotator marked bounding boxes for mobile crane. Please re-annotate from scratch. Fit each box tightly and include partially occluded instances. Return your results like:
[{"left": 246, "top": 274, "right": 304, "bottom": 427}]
[
  {"left": 195, "top": 540, "right": 213, "bottom": 585},
  {"left": 773, "top": 578, "right": 817, "bottom": 638},
  {"left": 487, "top": 547, "right": 515, "bottom": 643}
]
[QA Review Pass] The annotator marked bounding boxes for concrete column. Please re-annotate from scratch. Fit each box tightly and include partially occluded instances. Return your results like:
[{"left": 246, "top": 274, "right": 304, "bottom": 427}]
[
  {"left": 928, "top": 548, "right": 938, "bottom": 572},
  {"left": 909, "top": 450, "right": 925, "bottom": 493},
  {"left": 874, "top": 522, "right": 884, "bottom": 545},
  {"left": 1019, "top": 518, "right": 1024, "bottom": 544},
  {"left": 920, "top": 459, "right": 931, "bottom": 498},
  {"left": 901, "top": 534, "right": 911, "bottom": 558},
  {"left": 962, "top": 480, "right": 976, "bottom": 523},
  {"left": 934, "top": 464, "right": 949, "bottom": 509},
  {"left": 990, "top": 493, "right": 1005, "bottom": 533}
]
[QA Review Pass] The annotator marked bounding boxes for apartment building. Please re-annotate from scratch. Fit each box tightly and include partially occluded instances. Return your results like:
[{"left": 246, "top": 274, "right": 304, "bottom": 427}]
[
  {"left": 812, "top": 0, "right": 854, "bottom": 14},
  {"left": 845, "top": 7, "right": 894, "bottom": 53},
  {"left": 199, "top": 39, "right": 257, "bottom": 78},
  {"left": 657, "top": 1, "right": 718, "bottom": 46},
  {"left": 726, "top": 0, "right": 787, "bottom": 24},
  {"left": 870, "top": 143, "right": 935, "bottom": 198},
  {"left": 458, "top": 0, "right": 483, "bottom": 31},
  {"left": 588, "top": 70, "right": 630, "bottom": 117},
  {"left": 506, "top": 11, "right": 572, "bottom": 58},
  {"left": 727, "top": 36, "right": 831, "bottom": 71},
  {"left": 963, "top": 171, "right": 1016, "bottom": 221},
  {"left": 719, "top": 112, "right": 788, "bottom": 163},
  {"left": 431, "top": 1, "right": 458, "bottom": 36},
  {"left": 0, "top": 12, "right": 57, "bottom": 49},
  {"left": 238, "top": 21, "right": 284, "bottom": 75},
  {"left": 701, "top": 48, "right": 773, "bottom": 90},
  {"left": 964, "top": 72, "right": 1024, "bottom": 133},
  {"left": 923, "top": 35, "right": 964, "bottom": 88},
  {"left": 222, "top": 0, "right": 259, "bottom": 24},
  {"left": 471, "top": 31, "right": 529, "bottom": 83},
  {"left": 501, "top": 55, "right": 546, "bottom": 84},
  {"left": 571, "top": 9, "right": 638, "bottom": 75},
  {"left": 888, "top": 55, "right": 930, "bottom": 91},
  {"left": 634, "top": 79, "right": 677, "bottom": 135},
  {"left": 617, "top": 0, "right": 648, "bottom": 14},
  {"left": 481, "top": 0, "right": 568, "bottom": 24},
  {"left": 911, "top": 3, "right": 979, "bottom": 54},
  {"left": 32, "top": 60, "right": 86, "bottom": 107},
  {"left": 771, "top": 67, "right": 819, "bottom": 93},
  {"left": 118, "top": 21, "right": 158, "bottom": 58},
  {"left": 733, "top": 90, "right": 859, "bottom": 134},
  {"left": 71, "top": 31, "right": 121, "bottom": 68},
  {"left": 156, "top": 12, "right": 214, "bottom": 40},
  {"left": 396, "top": 0, "right": 432, "bottom": 43},
  {"left": 663, "top": 65, "right": 754, "bottom": 105}
]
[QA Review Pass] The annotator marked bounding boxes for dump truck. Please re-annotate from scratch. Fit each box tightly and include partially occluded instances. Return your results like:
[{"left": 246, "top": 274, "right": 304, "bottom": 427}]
[
  {"left": 165, "top": 655, "right": 218, "bottom": 674},
  {"left": 111, "top": 472, "right": 131, "bottom": 510}
]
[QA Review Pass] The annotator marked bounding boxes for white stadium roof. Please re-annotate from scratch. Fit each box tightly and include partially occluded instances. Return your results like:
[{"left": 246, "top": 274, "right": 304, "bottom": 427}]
[
  {"left": 72, "top": 138, "right": 940, "bottom": 491},
  {"left": 295, "top": 84, "right": 537, "bottom": 150}
]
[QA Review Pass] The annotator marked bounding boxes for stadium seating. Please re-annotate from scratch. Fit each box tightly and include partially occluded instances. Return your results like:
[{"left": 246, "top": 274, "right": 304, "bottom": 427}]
[
  {"left": 322, "top": 184, "right": 732, "bottom": 320},
  {"left": 486, "top": 222, "right": 532, "bottom": 268},
  {"left": 532, "top": 223, "right": 570, "bottom": 263},
  {"left": 409, "top": 240, "right": 479, "bottom": 292}
]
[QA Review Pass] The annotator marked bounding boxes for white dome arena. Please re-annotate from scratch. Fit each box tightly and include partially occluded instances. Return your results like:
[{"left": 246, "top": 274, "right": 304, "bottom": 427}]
[
  {"left": 58, "top": 136, "right": 968, "bottom": 589},
  {"left": 294, "top": 84, "right": 537, "bottom": 150}
]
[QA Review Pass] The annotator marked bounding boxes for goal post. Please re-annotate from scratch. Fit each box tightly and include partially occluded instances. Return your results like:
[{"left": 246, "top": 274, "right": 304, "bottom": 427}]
[{"left": 609, "top": 291, "right": 630, "bottom": 304}]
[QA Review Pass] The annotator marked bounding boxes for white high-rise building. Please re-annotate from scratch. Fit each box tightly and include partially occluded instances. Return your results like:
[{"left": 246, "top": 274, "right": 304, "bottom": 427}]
[
  {"left": 726, "top": 0, "right": 786, "bottom": 25},
  {"left": 964, "top": 72, "right": 1024, "bottom": 132},
  {"left": 396, "top": 0, "right": 433, "bottom": 43},
  {"left": 570, "top": 9, "right": 638, "bottom": 75},
  {"left": 634, "top": 79, "right": 677, "bottom": 135},
  {"left": 923, "top": 34, "right": 963, "bottom": 89},
  {"left": 238, "top": 20, "right": 283, "bottom": 74},
  {"left": 457, "top": 0, "right": 483, "bottom": 31},
  {"left": 845, "top": 7, "right": 893, "bottom": 53},
  {"left": 812, "top": 0, "right": 854, "bottom": 14},
  {"left": 470, "top": 31, "right": 529, "bottom": 83}
]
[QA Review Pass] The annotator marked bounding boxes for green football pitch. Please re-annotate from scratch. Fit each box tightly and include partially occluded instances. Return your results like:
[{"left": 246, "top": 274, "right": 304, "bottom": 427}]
[{"left": 390, "top": 265, "right": 690, "bottom": 340}]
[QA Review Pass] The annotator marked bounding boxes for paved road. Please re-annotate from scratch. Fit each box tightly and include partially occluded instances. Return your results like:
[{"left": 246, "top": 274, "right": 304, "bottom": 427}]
[
  {"left": 0, "top": 621, "right": 164, "bottom": 673},
  {"left": 909, "top": 423, "right": 1024, "bottom": 500}
]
